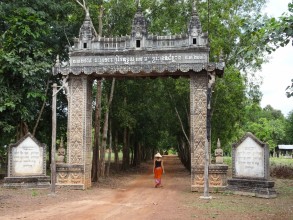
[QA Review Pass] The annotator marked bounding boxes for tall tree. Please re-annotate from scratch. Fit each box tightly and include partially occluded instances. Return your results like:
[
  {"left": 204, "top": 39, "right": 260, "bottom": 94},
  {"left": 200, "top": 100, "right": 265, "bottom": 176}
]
[
  {"left": 99, "top": 79, "right": 115, "bottom": 177},
  {"left": 284, "top": 110, "right": 293, "bottom": 144},
  {"left": 0, "top": 0, "right": 78, "bottom": 143}
]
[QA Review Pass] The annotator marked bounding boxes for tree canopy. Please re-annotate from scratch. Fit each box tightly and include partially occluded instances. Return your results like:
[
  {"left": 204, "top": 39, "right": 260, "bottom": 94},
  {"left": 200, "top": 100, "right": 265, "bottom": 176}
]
[{"left": 0, "top": 0, "right": 292, "bottom": 170}]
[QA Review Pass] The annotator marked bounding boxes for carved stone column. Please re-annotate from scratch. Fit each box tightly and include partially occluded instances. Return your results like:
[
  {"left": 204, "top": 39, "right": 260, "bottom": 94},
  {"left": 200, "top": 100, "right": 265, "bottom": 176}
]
[
  {"left": 56, "top": 75, "right": 93, "bottom": 189},
  {"left": 190, "top": 73, "right": 208, "bottom": 191},
  {"left": 190, "top": 72, "right": 228, "bottom": 191}
]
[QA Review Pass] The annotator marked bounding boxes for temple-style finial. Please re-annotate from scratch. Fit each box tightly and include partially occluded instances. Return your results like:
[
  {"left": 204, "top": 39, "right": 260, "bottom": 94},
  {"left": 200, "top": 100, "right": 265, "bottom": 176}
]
[
  {"left": 219, "top": 50, "right": 224, "bottom": 63},
  {"left": 86, "top": 8, "right": 90, "bottom": 18},
  {"left": 55, "top": 55, "right": 60, "bottom": 67},
  {"left": 132, "top": 0, "right": 147, "bottom": 38},
  {"left": 188, "top": 0, "right": 202, "bottom": 36},
  {"left": 217, "top": 138, "right": 221, "bottom": 148},
  {"left": 136, "top": 0, "right": 141, "bottom": 11},
  {"left": 60, "top": 137, "right": 64, "bottom": 148},
  {"left": 192, "top": 1, "right": 195, "bottom": 15},
  {"left": 192, "top": 1, "right": 198, "bottom": 16}
]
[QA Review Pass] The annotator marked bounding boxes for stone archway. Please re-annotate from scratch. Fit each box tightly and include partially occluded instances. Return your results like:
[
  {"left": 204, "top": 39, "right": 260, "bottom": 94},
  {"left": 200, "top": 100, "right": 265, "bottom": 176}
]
[{"left": 53, "top": 3, "right": 225, "bottom": 190}]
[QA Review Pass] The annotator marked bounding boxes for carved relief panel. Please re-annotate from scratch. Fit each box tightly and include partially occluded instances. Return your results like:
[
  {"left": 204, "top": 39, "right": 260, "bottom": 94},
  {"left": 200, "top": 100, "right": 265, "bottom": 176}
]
[
  {"left": 67, "top": 76, "right": 85, "bottom": 165},
  {"left": 190, "top": 73, "right": 208, "bottom": 168},
  {"left": 190, "top": 73, "right": 208, "bottom": 189}
]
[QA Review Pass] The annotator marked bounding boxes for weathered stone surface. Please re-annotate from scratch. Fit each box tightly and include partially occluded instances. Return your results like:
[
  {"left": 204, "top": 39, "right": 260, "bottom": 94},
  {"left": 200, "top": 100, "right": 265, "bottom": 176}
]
[
  {"left": 228, "top": 132, "right": 276, "bottom": 198},
  {"left": 4, "top": 133, "right": 50, "bottom": 188},
  {"left": 231, "top": 132, "right": 270, "bottom": 180},
  {"left": 4, "top": 176, "right": 50, "bottom": 188},
  {"left": 57, "top": 75, "right": 93, "bottom": 189},
  {"left": 227, "top": 178, "right": 276, "bottom": 198},
  {"left": 191, "top": 164, "right": 228, "bottom": 192},
  {"left": 56, "top": 164, "right": 85, "bottom": 190}
]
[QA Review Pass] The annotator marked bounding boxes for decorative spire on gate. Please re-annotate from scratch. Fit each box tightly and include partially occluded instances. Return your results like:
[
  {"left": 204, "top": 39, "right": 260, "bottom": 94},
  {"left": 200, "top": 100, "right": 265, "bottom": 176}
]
[
  {"left": 77, "top": 7, "right": 98, "bottom": 50},
  {"left": 188, "top": 1, "right": 208, "bottom": 47},
  {"left": 79, "top": 9, "right": 98, "bottom": 41},
  {"left": 131, "top": 0, "right": 148, "bottom": 39},
  {"left": 188, "top": 1, "right": 203, "bottom": 36}
]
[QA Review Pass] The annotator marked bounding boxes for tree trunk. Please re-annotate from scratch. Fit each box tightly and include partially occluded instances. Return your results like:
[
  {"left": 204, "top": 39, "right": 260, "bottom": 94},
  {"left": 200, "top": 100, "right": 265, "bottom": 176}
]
[
  {"left": 17, "top": 121, "right": 29, "bottom": 140},
  {"left": 98, "top": 4, "right": 103, "bottom": 37},
  {"left": 122, "top": 127, "right": 129, "bottom": 170},
  {"left": 113, "top": 131, "right": 119, "bottom": 171},
  {"left": 133, "top": 142, "right": 137, "bottom": 166},
  {"left": 177, "top": 138, "right": 191, "bottom": 171},
  {"left": 33, "top": 77, "right": 50, "bottom": 136},
  {"left": 92, "top": 80, "right": 102, "bottom": 182},
  {"left": 106, "top": 119, "right": 112, "bottom": 177},
  {"left": 132, "top": 141, "right": 141, "bottom": 167},
  {"left": 100, "top": 78, "right": 116, "bottom": 177},
  {"left": 138, "top": 142, "right": 141, "bottom": 165},
  {"left": 168, "top": 92, "right": 190, "bottom": 145}
]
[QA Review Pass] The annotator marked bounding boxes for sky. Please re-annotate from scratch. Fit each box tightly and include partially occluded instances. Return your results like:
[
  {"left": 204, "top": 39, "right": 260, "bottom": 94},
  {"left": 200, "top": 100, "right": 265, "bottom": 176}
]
[{"left": 259, "top": 0, "right": 292, "bottom": 117}]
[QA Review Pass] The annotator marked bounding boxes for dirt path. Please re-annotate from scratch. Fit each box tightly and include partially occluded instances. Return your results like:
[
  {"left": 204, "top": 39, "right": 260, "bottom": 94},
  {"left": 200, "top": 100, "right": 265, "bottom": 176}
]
[
  {"left": 0, "top": 156, "right": 193, "bottom": 220},
  {"left": 1, "top": 156, "right": 293, "bottom": 220}
]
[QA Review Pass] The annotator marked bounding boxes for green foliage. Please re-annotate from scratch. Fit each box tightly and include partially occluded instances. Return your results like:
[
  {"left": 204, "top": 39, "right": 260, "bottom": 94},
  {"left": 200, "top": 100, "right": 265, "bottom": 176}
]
[
  {"left": 271, "top": 157, "right": 293, "bottom": 167},
  {"left": 0, "top": 3, "right": 52, "bottom": 140},
  {"left": 211, "top": 66, "right": 246, "bottom": 153},
  {"left": 262, "top": 2, "right": 293, "bottom": 53},
  {"left": 111, "top": 78, "right": 183, "bottom": 152},
  {"left": 286, "top": 79, "right": 293, "bottom": 98},
  {"left": 146, "top": 0, "right": 190, "bottom": 35},
  {"left": 103, "top": 0, "right": 136, "bottom": 36},
  {"left": 0, "top": 0, "right": 80, "bottom": 156},
  {"left": 241, "top": 104, "right": 287, "bottom": 150},
  {"left": 245, "top": 118, "right": 285, "bottom": 150},
  {"left": 31, "top": 189, "right": 38, "bottom": 197},
  {"left": 284, "top": 110, "right": 293, "bottom": 144},
  {"left": 0, "top": 0, "right": 292, "bottom": 168}
]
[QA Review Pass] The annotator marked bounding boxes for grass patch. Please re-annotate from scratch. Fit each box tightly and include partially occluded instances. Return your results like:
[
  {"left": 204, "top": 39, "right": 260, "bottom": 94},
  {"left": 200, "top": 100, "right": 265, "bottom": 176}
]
[
  {"left": 188, "top": 199, "right": 272, "bottom": 214},
  {"left": 31, "top": 189, "right": 38, "bottom": 197},
  {"left": 274, "top": 179, "right": 293, "bottom": 194},
  {"left": 104, "top": 151, "right": 123, "bottom": 162},
  {"left": 270, "top": 158, "right": 293, "bottom": 167},
  {"left": 223, "top": 157, "right": 232, "bottom": 167}
]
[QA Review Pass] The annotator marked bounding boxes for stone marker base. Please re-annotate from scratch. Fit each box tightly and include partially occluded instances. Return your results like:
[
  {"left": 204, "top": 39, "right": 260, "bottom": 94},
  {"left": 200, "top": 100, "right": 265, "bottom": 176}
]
[
  {"left": 191, "top": 164, "right": 228, "bottom": 192},
  {"left": 3, "top": 176, "right": 50, "bottom": 188},
  {"left": 227, "top": 178, "right": 277, "bottom": 198},
  {"left": 55, "top": 164, "right": 88, "bottom": 190}
]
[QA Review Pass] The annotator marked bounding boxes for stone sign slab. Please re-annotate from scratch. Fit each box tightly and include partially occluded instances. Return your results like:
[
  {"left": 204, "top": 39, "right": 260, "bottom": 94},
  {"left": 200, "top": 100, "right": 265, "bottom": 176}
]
[
  {"left": 227, "top": 132, "right": 276, "bottom": 198},
  {"left": 4, "top": 133, "right": 50, "bottom": 188},
  {"left": 8, "top": 133, "right": 46, "bottom": 176},
  {"left": 232, "top": 132, "right": 269, "bottom": 180}
]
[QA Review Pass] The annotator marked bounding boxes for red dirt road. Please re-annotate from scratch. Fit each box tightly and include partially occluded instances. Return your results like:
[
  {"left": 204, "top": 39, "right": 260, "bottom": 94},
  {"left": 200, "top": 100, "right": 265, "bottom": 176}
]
[
  {"left": 1, "top": 155, "right": 293, "bottom": 220},
  {"left": 1, "top": 156, "right": 194, "bottom": 220}
]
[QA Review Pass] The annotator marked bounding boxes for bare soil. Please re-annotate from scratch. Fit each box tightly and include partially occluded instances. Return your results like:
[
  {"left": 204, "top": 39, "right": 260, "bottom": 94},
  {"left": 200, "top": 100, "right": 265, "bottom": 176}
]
[{"left": 0, "top": 156, "right": 292, "bottom": 220}]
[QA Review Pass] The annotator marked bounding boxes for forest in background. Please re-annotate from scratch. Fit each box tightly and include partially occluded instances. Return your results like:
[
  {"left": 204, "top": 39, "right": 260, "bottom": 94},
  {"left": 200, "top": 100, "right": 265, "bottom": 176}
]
[{"left": 0, "top": 0, "right": 292, "bottom": 178}]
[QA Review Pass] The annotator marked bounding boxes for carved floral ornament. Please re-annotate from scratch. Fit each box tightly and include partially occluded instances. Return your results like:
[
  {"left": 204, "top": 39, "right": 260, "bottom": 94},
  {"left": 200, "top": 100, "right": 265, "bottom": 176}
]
[{"left": 54, "top": 62, "right": 224, "bottom": 77}]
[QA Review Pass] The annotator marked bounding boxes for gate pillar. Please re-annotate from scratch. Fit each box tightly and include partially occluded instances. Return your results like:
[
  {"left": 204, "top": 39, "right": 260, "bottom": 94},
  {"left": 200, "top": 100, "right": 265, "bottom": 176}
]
[
  {"left": 56, "top": 75, "right": 93, "bottom": 189},
  {"left": 190, "top": 73, "right": 208, "bottom": 191},
  {"left": 190, "top": 72, "right": 228, "bottom": 191}
]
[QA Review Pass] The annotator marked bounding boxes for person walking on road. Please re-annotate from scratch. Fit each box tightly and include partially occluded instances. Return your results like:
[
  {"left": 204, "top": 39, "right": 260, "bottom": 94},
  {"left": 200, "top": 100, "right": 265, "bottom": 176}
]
[{"left": 153, "top": 152, "right": 165, "bottom": 188}]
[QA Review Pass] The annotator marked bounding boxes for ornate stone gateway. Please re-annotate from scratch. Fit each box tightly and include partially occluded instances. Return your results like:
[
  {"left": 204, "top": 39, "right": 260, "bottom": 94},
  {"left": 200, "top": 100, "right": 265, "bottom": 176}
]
[{"left": 53, "top": 4, "right": 225, "bottom": 190}]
